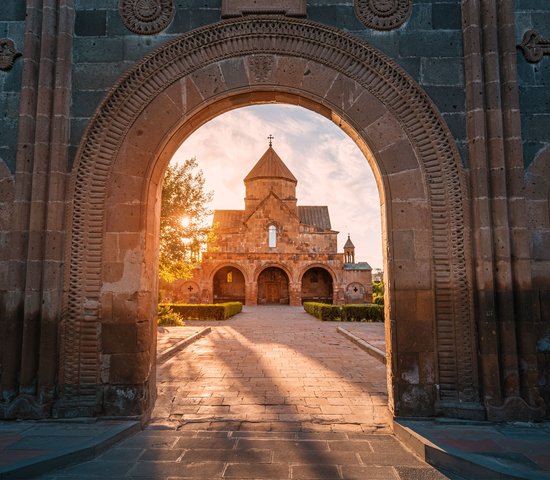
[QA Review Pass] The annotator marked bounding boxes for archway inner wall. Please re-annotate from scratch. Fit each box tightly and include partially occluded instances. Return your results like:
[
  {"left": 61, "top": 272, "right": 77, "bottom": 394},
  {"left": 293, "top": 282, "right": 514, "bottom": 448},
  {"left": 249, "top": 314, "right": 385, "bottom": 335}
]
[{"left": 57, "top": 17, "right": 479, "bottom": 419}]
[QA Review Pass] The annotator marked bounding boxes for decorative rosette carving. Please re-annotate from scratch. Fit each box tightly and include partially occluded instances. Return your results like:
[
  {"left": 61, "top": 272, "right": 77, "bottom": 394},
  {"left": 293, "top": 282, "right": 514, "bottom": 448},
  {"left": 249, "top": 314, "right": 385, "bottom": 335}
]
[
  {"left": 355, "top": 0, "right": 412, "bottom": 31},
  {"left": 0, "top": 38, "right": 22, "bottom": 71},
  {"left": 119, "top": 0, "right": 175, "bottom": 35}
]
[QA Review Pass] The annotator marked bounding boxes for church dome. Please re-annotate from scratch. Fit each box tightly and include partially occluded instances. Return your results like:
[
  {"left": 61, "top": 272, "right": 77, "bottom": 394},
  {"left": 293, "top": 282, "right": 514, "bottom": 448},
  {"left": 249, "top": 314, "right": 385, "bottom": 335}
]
[{"left": 244, "top": 146, "right": 297, "bottom": 184}]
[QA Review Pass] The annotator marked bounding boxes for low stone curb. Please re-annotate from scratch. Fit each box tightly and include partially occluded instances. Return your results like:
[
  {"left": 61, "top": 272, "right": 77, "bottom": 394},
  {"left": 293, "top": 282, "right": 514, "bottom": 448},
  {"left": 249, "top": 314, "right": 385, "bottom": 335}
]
[
  {"left": 393, "top": 420, "right": 549, "bottom": 480},
  {"left": 337, "top": 326, "right": 386, "bottom": 365},
  {"left": 0, "top": 420, "right": 140, "bottom": 480},
  {"left": 157, "top": 327, "right": 211, "bottom": 364}
]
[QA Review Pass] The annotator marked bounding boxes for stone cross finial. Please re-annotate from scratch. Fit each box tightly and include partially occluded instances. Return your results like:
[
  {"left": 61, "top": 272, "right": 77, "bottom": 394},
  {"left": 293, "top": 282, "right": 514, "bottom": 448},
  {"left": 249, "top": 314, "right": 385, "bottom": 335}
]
[{"left": 268, "top": 134, "right": 274, "bottom": 147}]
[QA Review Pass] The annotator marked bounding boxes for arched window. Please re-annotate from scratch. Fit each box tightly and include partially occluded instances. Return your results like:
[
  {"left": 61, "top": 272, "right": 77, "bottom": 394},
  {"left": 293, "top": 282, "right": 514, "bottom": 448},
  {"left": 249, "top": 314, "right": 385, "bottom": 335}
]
[{"left": 268, "top": 224, "right": 277, "bottom": 248}]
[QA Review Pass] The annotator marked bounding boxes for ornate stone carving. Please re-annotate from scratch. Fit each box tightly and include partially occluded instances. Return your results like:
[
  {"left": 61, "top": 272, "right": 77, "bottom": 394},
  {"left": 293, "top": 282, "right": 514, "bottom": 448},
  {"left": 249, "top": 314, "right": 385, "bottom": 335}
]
[
  {"left": 247, "top": 55, "right": 274, "bottom": 82},
  {"left": 0, "top": 38, "right": 21, "bottom": 71},
  {"left": 355, "top": 0, "right": 412, "bottom": 31},
  {"left": 486, "top": 396, "right": 545, "bottom": 422},
  {"left": 65, "top": 17, "right": 475, "bottom": 413},
  {"left": 518, "top": 30, "right": 550, "bottom": 64},
  {"left": 119, "top": 0, "right": 175, "bottom": 35}
]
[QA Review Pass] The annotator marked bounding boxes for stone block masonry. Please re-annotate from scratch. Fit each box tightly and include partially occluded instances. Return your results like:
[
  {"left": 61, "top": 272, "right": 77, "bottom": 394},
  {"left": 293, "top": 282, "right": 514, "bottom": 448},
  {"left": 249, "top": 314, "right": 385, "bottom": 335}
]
[{"left": 0, "top": 0, "right": 548, "bottom": 424}]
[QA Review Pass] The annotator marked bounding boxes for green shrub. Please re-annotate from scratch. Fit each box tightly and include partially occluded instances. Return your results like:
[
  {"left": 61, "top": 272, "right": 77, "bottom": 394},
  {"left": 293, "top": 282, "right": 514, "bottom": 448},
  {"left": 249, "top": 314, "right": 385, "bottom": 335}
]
[
  {"left": 157, "top": 304, "right": 186, "bottom": 326},
  {"left": 373, "top": 295, "right": 384, "bottom": 306},
  {"left": 372, "top": 281, "right": 384, "bottom": 306},
  {"left": 159, "top": 302, "right": 242, "bottom": 320},
  {"left": 303, "top": 302, "right": 383, "bottom": 322}
]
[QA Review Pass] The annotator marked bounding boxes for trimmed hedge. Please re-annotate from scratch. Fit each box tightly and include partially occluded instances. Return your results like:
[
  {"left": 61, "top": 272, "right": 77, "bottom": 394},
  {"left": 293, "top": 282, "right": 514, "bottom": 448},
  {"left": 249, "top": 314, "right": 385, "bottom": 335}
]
[
  {"left": 303, "top": 302, "right": 384, "bottom": 322},
  {"left": 158, "top": 302, "right": 242, "bottom": 321}
]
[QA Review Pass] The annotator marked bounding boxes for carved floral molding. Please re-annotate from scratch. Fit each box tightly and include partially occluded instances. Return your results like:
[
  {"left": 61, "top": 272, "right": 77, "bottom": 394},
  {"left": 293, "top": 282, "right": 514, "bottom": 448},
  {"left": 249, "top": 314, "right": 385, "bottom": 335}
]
[
  {"left": 518, "top": 30, "right": 550, "bottom": 63},
  {"left": 0, "top": 38, "right": 21, "bottom": 71},
  {"left": 355, "top": 0, "right": 412, "bottom": 31},
  {"left": 119, "top": 0, "right": 175, "bottom": 35}
]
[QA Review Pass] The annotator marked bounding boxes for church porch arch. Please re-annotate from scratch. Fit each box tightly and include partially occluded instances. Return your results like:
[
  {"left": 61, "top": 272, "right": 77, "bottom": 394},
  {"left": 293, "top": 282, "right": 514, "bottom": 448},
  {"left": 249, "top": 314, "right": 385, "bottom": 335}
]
[
  {"left": 212, "top": 266, "right": 246, "bottom": 304},
  {"left": 257, "top": 266, "right": 291, "bottom": 305},
  {"left": 60, "top": 17, "right": 478, "bottom": 420},
  {"left": 300, "top": 265, "right": 336, "bottom": 304}
]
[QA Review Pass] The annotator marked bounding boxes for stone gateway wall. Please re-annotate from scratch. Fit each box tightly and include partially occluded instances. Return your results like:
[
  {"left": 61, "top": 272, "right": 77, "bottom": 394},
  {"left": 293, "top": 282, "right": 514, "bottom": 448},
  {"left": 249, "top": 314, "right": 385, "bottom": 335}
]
[{"left": 0, "top": 1, "right": 548, "bottom": 422}]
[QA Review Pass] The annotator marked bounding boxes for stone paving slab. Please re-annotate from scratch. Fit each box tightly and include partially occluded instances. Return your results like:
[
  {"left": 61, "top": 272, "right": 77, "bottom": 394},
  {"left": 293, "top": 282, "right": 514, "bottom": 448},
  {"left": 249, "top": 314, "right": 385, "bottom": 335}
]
[
  {"left": 36, "top": 429, "right": 456, "bottom": 479},
  {"left": 394, "top": 419, "right": 550, "bottom": 480},
  {"left": 337, "top": 322, "right": 386, "bottom": 354},
  {"left": 337, "top": 326, "right": 386, "bottom": 364},
  {"left": 0, "top": 420, "right": 140, "bottom": 479},
  {"left": 156, "top": 325, "right": 206, "bottom": 354},
  {"left": 151, "top": 306, "right": 390, "bottom": 433},
  {"left": 157, "top": 327, "right": 212, "bottom": 364},
  {"left": 5, "top": 306, "right": 546, "bottom": 479}
]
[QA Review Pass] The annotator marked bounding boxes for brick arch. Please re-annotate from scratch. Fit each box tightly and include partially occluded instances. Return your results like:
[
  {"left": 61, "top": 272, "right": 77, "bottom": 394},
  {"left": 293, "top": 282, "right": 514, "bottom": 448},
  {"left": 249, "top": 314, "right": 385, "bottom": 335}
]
[{"left": 60, "top": 16, "right": 479, "bottom": 418}]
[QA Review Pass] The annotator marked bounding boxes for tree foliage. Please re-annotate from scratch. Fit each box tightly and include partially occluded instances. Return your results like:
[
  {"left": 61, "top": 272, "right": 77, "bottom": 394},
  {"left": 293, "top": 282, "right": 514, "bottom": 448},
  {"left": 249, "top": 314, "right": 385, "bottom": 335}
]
[
  {"left": 159, "top": 158, "right": 214, "bottom": 282},
  {"left": 372, "top": 280, "right": 384, "bottom": 305}
]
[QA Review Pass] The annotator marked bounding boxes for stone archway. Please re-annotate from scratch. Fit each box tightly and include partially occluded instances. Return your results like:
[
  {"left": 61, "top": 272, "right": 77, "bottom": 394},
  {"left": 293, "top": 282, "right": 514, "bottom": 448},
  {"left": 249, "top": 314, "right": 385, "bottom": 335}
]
[
  {"left": 257, "top": 267, "right": 290, "bottom": 305},
  {"left": 213, "top": 266, "right": 246, "bottom": 304},
  {"left": 58, "top": 17, "right": 479, "bottom": 419},
  {"left": 301, "top": 267, "right": 334, "bottom": 304}
]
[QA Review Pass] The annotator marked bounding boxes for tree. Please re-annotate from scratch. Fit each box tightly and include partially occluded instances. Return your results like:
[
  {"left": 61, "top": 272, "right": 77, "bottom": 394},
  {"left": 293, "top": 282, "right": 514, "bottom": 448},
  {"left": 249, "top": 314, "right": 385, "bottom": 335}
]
[
  {"left": 159, "top": 158, "right": 214, "bottom": 283},
  {"left": 372, "top": 279, "right": 384, "bottom": 305}
]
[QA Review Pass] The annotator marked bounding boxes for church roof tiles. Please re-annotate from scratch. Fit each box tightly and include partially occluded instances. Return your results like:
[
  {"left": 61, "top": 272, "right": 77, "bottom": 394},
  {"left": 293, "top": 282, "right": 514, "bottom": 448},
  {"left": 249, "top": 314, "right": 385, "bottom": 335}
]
[
  {"left": 213, "top": 205, "right": 332, "bottom": 231},
  {"left": 244, "top": 146, "right": 297, "bottom": 183},
  {"left": 298, "top": 206, "right": 331, "bottom": 231}
]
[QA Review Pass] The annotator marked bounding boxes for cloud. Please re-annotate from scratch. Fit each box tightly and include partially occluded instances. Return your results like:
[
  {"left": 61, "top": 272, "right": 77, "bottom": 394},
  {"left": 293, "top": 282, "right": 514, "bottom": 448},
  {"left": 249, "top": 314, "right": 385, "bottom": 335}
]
[{"left": 172, "top": 104, "right": 383, "bottom": 269}]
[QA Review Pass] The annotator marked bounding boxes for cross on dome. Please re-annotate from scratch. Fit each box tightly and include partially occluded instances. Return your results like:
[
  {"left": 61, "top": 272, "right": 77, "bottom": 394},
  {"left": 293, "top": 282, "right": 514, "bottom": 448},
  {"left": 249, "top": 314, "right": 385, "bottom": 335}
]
[{"left": 267, "top": 134, "right": 274, "bottom": 147}]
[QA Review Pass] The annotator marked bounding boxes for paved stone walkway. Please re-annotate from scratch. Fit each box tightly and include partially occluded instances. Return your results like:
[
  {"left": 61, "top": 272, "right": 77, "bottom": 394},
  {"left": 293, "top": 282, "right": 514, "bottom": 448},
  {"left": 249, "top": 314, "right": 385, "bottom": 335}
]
[
  {"left": 38, "top": 306, "right": 455, "bottom": 479},
  {"left": 340, "top": 323, "right": 386, "bottom": 355},
  {"left": 152, "top": 306, "right": 389, "bottom": 432}
]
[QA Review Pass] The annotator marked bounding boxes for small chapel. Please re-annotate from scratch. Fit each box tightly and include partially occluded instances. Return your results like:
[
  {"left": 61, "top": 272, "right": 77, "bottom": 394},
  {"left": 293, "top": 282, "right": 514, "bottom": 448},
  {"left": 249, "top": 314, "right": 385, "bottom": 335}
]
[{"left": 171, "top": 139, "right": 373, "bottom": 306}]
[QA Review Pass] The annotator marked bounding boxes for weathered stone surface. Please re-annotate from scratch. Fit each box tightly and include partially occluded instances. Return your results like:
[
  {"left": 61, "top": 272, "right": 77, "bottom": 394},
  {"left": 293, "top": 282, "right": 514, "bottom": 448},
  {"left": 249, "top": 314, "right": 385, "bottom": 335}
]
[{"left": 1, "top": 1, "right": 548, "bottom": 423}]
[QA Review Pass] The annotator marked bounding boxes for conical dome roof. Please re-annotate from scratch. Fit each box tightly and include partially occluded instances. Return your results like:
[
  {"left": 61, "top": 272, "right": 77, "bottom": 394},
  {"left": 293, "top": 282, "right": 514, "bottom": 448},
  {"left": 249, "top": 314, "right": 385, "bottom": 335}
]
[
  {"left": 244, "top": 146, "right": 297, "bottom": 184},
  {"left": 344, "top": 234, "right": 355, "bottom": 249}
]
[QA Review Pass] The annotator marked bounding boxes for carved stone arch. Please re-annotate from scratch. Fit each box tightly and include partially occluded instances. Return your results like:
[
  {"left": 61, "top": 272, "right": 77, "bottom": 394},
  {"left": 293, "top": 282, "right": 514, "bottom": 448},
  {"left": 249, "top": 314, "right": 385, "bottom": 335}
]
[{"left": 59, "top": 16, "right": 478, "bottom": 419}]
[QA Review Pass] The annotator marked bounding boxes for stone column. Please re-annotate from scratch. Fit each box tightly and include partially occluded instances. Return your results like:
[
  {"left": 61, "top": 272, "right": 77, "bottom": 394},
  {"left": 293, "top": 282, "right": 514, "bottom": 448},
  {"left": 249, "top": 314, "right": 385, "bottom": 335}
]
[
  {"left": 289, "top": 282, "right": 301, "bottom": 306},
  {"left": 246, "top": 282, "right": 257, "bottom": 305},
  {"left": 462, "top": 0, "right": 544, "bottom": 420},
  {"left": 1, "top": 0, "right": 74, "bottom": 419}
]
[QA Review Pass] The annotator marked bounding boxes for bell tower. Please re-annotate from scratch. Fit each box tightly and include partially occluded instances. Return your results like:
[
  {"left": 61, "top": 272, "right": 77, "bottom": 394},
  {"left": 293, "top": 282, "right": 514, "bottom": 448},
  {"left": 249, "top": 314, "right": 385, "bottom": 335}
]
[
  {"left": 344, "top": 234, "right": 355, "bottom": 263},
  {"left": 243, "top": 136, "right": 298, "bottom": 215}
]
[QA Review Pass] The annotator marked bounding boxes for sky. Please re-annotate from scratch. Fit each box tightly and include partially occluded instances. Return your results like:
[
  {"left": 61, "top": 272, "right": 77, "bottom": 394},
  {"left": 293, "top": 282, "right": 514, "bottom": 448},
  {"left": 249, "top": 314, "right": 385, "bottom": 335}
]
[{"left": 171, "top": 104, "right": 383, "bottom": 270}]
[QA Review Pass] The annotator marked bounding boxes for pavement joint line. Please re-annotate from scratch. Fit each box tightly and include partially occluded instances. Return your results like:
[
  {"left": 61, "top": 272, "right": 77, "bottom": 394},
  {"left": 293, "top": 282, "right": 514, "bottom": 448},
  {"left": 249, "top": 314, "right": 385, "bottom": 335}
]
[
  {"left": 0, "top": 420, "right": 140, "bottom": 480},
  {"left": 156, "top": 326, "right": 212, "bottom": 364},
  {"left": 336, "top": 326, "right": 386, "bottom": 365},
  {"left": 392, "top": 420, "right": 550, "bottom": 480}
]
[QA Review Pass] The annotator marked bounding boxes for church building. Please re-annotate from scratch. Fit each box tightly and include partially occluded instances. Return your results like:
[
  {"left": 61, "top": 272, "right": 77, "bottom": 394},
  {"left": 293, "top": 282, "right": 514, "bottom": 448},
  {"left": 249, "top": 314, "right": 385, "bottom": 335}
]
[{"left": 175, "top": 141, "right": 373, "bottom": 306}]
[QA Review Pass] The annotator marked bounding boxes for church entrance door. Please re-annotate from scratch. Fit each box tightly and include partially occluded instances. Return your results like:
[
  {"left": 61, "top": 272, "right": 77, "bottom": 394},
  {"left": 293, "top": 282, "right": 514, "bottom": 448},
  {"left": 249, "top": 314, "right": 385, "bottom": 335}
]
[
  {"left": 266, "top": 283, "right": 279, "bottom": 304},
  {"left": 258, "top": 267, "right": 289, "bottom": 305}
]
